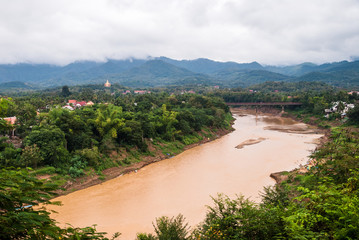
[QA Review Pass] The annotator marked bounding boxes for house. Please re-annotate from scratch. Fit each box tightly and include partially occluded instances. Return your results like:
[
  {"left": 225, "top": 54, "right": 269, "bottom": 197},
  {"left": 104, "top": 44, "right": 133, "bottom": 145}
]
[
  {"left": 77, "top": 101, "right": 87, "bottom": 106},
  {"left": 324, "top": 101, "right": 355, "bottom": 118},
  {"left": 62, "top": 105, "right": 74, "bottom": 111},
  {"left": 3, "top": 116, "right": 17, "bottom": 136},
  {"left": 3, "top": 116, "right": 16, "bottom": 125},
  {"left": 86, "top": 101, "right": 94, "bottom": 106},
  {"left": 67, "top": 100, "right": 87, "bottom": 109},
  {"left": 134, "top": 90, "right": 147, "bottom": 94}
]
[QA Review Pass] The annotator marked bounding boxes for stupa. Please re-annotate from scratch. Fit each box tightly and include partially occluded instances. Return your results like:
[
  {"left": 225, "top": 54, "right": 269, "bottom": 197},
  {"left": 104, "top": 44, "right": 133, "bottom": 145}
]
[{"left": 104, "top": 80, "right": 111, "bottom": 87}]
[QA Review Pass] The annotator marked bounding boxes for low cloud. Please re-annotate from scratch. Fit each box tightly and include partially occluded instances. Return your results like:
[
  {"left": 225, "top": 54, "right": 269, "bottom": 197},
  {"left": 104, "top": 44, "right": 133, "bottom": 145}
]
[{"left": 0, "top": 0, "right": 358, "bottom": 65}]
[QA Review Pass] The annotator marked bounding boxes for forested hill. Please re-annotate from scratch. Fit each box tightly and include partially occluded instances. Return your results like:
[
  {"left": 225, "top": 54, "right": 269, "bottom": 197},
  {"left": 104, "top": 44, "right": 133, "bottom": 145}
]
[{"left": 0, "top": 58, "right": 358, "bottom": 89}]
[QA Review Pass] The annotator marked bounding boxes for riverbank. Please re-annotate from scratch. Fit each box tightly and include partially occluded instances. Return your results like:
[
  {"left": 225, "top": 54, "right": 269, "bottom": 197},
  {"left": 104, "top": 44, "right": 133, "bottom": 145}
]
[
  {"left": 51, "top": 107, "right": 326, "bottom": 195},
  {"left": 230, "top": 107, "right": 330, "bottom": 184},
  {"left": 48, "top": 107, "right": 324, "bottom": 239},
  {"left": 54, "top": 126, "right": 234, "bottom": 196}
]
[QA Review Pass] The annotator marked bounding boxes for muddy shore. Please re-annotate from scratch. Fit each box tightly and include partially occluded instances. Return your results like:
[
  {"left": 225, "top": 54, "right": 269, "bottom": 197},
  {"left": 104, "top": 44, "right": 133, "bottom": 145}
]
[
  {"left": 231, "top": 107, "right": 330, "bottom": 184},
  {"left": 56, "top": 127, "right": 234, "bottom": 196},
  {"left": 55, "top": 107, "right": 328, "bottom": 195}
]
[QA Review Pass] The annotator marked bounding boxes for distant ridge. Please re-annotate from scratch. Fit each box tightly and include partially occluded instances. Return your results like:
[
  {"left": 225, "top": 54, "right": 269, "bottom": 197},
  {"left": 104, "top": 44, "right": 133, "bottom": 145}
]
[
  {"left": 0, "top": 81, "right": 37, "bottom": 90},
  {"left": 0, "top": 57, "right": 358, "bottom": 89}
]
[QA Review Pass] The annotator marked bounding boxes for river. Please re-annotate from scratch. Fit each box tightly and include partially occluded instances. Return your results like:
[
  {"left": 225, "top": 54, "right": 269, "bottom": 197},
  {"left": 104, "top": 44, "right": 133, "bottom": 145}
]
[{"left": 48, "top": 110, "right": 323, "bottom": 239}]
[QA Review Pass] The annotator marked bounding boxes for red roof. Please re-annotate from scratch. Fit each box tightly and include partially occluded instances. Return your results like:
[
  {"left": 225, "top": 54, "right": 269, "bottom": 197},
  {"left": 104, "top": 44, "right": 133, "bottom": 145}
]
[
  {"left": 77, "top": 101, "right": 87, "bottom": 106},
  {"left": 4, "top": 116, "right": 17, "bottom": 125},
  {"left": 68, "top": 100, "right": 77, "bottom": 104}
]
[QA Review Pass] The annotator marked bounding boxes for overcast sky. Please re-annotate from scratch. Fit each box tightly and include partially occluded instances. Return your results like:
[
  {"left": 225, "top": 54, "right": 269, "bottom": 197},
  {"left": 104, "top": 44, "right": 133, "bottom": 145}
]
[{"left": 0, "top": 0, "right": 359, "bottom": 65}]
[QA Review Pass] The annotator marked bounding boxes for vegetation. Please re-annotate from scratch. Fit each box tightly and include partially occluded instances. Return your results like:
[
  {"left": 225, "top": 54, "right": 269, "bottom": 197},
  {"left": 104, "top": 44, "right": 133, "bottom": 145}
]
[
  {"left": 0, "top": 168, "right": 120, "bottom": 239},
  {"left": 1, "top": 79, "right": 359, "bottom": 238},
  {"left": 1, "top": 93, "right": 232, "bottom": 173},
  {"left": 137, "top": 127, "right": 359, "bottom": 239}
]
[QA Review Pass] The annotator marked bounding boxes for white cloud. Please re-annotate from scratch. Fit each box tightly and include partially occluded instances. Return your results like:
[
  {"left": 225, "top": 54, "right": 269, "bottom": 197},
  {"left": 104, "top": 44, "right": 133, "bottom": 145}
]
[{"left": 0, "top": 0, "right": 358, "bottom": 65}]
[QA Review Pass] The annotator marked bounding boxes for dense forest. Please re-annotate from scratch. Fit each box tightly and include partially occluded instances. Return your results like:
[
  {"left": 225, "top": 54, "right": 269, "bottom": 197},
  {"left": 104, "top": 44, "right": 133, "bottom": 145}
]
[{"left": 1, "top": 82, "right": 359, "bottom": 239}]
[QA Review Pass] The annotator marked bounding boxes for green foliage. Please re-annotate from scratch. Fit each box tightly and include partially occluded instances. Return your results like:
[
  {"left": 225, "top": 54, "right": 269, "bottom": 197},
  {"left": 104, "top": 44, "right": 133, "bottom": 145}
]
[
  {"left": 76, "top": 147, "right": 102, "bottom": 168},
  {"left": 0, "top": 97, "right": 13, "bottom": 118},
  {"left": 19, "top": 144, "right": 43, "bottom": 168},
  {"left": 24, "top": 125, "right": 70, "bottom": 167},
  {"left": 0, "top": 137, "right": 21, "bottom": 168},
  {"left": 68, "top": 155, "right": 87, "bottom": 178},
  {"left": 194, "top": 194, "right": 284, "bottom": 240},
  {"left": 137, "top": 214, "right": 191, "bottom": 240},
  {"left": 0, "top": 168, "right": 120, "bottom": 239},
  {"left": 347, "top": 103, "right": 359, "bottom": 124},
  {"left": 61, "top": 85, "right": 71, "bottom": 97},
  {"left": 0, "top": 168, "right": 60, "bottom": 239}
]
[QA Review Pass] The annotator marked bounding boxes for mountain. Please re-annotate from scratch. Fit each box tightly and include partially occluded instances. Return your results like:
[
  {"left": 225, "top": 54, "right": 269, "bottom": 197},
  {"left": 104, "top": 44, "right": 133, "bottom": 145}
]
[
  {"left": 212, "top": 69, "right": 291, "bottom": 87},
  {"left": 0, "top": 58, "right": 358, "bottom": 89},
  {"left": 0, "top": 64, "right": 60, "bottom": 83},
  {"left": 293, "top": 61, "right": 359, "bottom": 88},
  {"left": 109, "top": 60, "right": 215, "bottom": 87},
  {"left": 247, "top": 81, "right": 335, "bottom": 92},
  {"left": 157, "top": 57, "right": 263, "bottom": 74},
  {"left": 0, "top": 81, "right": 38, "bottom": 90},
  {"left": 264, "top": 62, "right": 318, "bottom": 76}
]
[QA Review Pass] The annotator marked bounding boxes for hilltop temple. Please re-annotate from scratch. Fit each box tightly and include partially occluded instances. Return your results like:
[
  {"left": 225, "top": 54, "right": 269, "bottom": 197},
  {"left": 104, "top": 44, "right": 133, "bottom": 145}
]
[{"left": 104, "top": 80, "right": 111, "bottom": 87}]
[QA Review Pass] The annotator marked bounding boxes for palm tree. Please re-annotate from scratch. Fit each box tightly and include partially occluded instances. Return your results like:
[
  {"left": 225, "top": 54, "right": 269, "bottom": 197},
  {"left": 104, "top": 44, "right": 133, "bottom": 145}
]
[{"left": 92, "top": 104, "right": 125, "bottom": 139}]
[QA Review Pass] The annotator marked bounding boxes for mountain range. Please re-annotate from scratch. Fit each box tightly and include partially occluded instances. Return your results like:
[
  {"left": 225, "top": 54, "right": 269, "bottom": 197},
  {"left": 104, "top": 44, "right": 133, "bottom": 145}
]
[{"left": 0, "top": 57, "right": 358, "bottom": 90}]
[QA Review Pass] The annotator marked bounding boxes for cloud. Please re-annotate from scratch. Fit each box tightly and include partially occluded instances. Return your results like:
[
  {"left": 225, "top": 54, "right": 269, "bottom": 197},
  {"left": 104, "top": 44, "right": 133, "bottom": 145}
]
[{"left": 0, "top": 0, "right": 358, "bottom": 65}]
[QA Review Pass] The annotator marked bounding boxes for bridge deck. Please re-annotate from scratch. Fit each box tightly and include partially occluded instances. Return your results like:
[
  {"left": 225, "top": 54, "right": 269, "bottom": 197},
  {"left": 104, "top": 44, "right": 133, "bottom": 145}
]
[{"left": 226, "top": 102, "right": 302, "bottom": 106}]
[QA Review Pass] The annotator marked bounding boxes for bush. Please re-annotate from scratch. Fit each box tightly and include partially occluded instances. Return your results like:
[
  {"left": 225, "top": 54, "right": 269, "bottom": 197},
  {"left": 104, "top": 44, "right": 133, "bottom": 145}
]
[
  {"left": 68, "top": 155, "right": 87, "bottom": 178},
  {"left": 137, "top": 214, "right": 191, "bottom": 240}
]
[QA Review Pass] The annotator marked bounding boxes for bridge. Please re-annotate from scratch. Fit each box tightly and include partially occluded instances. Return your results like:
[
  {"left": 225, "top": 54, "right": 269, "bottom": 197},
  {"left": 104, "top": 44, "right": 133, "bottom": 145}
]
[{"left": 226, "top": 102, "right": 302, "bottom": 106}]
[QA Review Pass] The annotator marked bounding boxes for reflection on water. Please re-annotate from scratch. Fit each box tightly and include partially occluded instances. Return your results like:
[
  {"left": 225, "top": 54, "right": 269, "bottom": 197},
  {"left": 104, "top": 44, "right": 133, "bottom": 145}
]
[{"left": 48, "top": 112, "right": 322, "bottom": 239}]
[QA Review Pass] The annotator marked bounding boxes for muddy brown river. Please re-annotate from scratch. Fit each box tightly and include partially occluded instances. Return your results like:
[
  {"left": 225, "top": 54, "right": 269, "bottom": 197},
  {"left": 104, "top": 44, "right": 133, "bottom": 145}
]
[{"left": 49, "top": 111, "right": 322, "bottom": 239}]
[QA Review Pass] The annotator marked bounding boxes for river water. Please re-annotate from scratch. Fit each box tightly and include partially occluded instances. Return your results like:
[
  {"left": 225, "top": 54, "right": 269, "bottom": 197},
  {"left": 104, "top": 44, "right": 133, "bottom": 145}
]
[{"left": 49, "top": 111, "right": 322, "bottom": 239}]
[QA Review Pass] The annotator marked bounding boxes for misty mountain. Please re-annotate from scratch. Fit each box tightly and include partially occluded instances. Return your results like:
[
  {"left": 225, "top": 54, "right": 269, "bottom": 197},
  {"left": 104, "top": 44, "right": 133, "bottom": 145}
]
[
  {"left": 264, "top": 62, "right": 319, "bottom": 76},
  {"left": 157, "top": 57, "right": 264, "bottom": 74},
  {"left": 292, "top": 61, "right": 359, "bottom": 88},
  {"left": 108, "top": 60, "right": 215, "bottom": 87},
  {"left": 0, "top": 57, "right": 358, "bottom": 89},
  {"left": 212, "top": 69, "right": 291, "bottom": 87},
  {"left": 0, "top": 81, "right": 38, "bottom": 90}
]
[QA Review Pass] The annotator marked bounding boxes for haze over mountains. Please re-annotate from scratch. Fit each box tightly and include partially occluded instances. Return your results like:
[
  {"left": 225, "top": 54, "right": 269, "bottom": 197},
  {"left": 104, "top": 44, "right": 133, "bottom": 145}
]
[{"left": 0, "top": 57, "right": 358, "bottom": 90}]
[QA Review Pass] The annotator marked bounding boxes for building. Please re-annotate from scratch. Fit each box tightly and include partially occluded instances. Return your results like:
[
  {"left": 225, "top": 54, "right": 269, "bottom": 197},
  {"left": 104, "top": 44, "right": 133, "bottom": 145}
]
[
  {"left": 65, "top": 100, "right": 87, "bottom": 109},
  {"left": 134, "top": 90, "right": 147, "bottom": 94},
  {"left": 104, "top": 80, "right": 111, "bottom": 87},
  {"left": 324, "top": 101, "right": 355, "bottom": 118},
  {"left": 3, "top": 116, "right": 17, "bottom": 136},
  {"left": 62, "top": 105, "right": 74, "bottom": 111}
]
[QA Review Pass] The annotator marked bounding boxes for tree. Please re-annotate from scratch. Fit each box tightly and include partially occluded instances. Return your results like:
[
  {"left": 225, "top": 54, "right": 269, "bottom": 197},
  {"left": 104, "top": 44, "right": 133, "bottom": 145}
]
[
  {"left": 0, "top": 168, "right": 120, "bottom": 239},
  {"left": 137, "top": 214, "right": 191, "bottom": 240},
  {"left": 159, "top": 104, "right": 179, "bottom": 140},
  {"left": 348, "top": 103, "right": 359, "bottom": 124},
  {"left": 194, "top": 194, "right": 283, "bottom": 240},
  {"left": 0, "top": 97, "right": 13, "bottom": 118},
  {"left": 92, "top": 104, "right": 126, "bottom": 139},
  {"left": 61, "top": 85, "right": 71, "bottom": 97},
  {"left": 19, "top": 144, "right": 43, "bottom": 168},
  {"left": 24, "top": 125, "right": 69, "bottom": 167}
]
